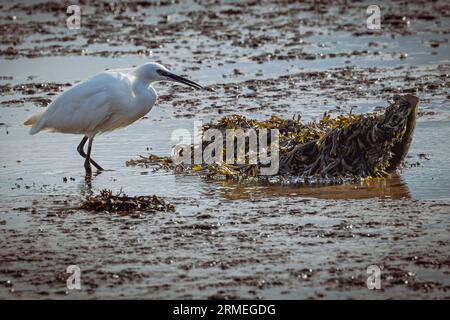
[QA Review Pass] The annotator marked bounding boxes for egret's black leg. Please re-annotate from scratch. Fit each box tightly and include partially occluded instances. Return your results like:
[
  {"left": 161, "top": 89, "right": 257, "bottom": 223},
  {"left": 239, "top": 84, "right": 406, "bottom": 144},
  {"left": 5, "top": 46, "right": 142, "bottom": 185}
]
[
  {"left": 77, "top": 136, "right": 88, "bottom": 157},
  {"left": 77, "top": 136, "right": 104, "bottom": 171},
  {"left": 84, "top": 137, "right": 93, "bottom": 174}
]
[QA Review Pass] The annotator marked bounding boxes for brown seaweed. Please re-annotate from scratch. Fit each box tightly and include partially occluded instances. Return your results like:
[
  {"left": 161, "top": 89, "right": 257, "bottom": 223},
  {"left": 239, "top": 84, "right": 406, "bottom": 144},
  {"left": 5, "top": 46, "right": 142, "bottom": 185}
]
[{"left": 81, "top": 189, "right": 175, "bottom": 214}]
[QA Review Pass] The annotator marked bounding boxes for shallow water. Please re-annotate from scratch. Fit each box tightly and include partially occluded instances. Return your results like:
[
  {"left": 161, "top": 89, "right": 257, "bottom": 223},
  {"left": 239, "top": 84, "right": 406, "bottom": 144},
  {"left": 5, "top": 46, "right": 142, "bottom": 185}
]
[
  {"left": 0, "top": 0, "right": 449, "bottom": 299},
  {"left": 1, "top": 106, "right": 450, "bottom": 201}
]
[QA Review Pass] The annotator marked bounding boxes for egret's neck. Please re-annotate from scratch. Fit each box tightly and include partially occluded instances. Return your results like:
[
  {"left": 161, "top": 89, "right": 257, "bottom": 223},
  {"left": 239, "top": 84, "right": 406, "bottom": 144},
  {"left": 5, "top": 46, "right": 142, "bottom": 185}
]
[
  {"left": 129, "top": 70, "right": 157, "bottom": 92},
  {"left": 131, "top": 77, "right": 148, "bottom": 93},
  {"left": 128, "top": 75, "right": 157, "bottom": 104}
]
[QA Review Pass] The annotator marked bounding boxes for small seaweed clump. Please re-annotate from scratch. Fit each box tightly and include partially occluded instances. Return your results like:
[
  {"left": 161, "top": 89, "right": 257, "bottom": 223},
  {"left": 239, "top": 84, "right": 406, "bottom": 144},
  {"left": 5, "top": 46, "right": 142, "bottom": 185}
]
[
  {"left": 81, "top": 189, "right": 175, "bottom": 213},
  {"left": 127, "top": 95, "right": 418, "bottom": 182}
]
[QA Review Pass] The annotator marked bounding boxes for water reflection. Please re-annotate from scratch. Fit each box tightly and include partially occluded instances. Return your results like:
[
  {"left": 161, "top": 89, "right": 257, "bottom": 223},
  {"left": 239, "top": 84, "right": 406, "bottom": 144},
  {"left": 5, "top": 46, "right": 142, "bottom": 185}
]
[
  {"left": 202, "top": 174, "right": 411, "bottom": 200},
  {"left": 79, "top": 171, "right": 105, "bottom": 196}
]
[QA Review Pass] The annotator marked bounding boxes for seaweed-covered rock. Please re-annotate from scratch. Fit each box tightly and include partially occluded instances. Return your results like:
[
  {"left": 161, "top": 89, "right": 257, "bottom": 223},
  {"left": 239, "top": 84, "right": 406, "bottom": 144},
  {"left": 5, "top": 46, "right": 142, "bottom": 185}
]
[
  {"left": 278, "top": 94, "right": 419, "bottom": 178},
  {"left": 128, "top": 95, "right": 418, "bottom": 182}
]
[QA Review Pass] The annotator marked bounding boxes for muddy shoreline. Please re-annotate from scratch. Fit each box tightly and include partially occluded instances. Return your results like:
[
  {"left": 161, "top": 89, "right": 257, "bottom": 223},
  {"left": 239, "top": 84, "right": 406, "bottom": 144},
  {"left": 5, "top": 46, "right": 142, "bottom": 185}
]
[{"left": 1, "top": 193, "right": 449, "bottom": 299}]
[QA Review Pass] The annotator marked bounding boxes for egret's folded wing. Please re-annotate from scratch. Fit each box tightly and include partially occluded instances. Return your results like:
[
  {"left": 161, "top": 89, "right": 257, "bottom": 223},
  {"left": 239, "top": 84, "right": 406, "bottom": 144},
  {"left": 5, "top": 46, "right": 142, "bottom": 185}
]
[{"left": 30, "top": 73, "right": 123, "bottom": 136}]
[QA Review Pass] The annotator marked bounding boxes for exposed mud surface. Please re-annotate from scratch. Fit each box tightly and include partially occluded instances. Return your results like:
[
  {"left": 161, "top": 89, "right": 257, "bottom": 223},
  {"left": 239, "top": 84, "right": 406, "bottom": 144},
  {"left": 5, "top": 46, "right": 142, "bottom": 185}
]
[
  {"left": 0, "top": 0, "right": 449, "bottom": 299},
  {"left": 1, "top": 192, "right": 449, "bottom": 299}
]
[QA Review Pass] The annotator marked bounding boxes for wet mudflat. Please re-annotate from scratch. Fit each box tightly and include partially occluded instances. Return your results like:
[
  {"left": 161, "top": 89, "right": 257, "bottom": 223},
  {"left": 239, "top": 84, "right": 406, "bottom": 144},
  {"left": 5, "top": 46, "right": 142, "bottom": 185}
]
[{"left": 0, "top": 0, "right": 449, "bottom": 299}]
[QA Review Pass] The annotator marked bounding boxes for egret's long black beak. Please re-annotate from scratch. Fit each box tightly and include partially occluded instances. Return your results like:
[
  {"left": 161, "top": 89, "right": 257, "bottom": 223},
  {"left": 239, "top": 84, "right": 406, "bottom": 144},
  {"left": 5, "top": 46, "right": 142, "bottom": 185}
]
[{"left": 157, "top": 70, "right": 203, "bottom": 90}]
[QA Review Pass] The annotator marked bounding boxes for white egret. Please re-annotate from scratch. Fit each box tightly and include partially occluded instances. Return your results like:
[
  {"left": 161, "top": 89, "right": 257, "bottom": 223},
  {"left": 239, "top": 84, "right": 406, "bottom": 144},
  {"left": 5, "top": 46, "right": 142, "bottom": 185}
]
[{"left": 24, "top": 62, "right": 203, "bottom": 174}]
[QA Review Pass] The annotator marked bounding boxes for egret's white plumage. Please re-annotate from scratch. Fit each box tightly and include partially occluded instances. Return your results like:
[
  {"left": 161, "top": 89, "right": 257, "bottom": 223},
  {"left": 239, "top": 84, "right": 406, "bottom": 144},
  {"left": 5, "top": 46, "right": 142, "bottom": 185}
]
[{"left": 24, "top": 62, "right": 203, "bottom": 173}]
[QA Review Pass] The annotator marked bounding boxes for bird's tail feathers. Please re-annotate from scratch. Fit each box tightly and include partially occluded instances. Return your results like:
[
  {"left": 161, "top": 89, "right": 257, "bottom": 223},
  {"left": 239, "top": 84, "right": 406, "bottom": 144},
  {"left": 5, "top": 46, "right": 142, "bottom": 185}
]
[{"left": 24, "top": 112, "right": 45, "bottom": 135}]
